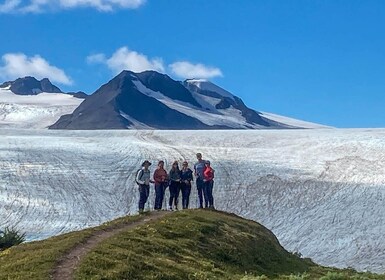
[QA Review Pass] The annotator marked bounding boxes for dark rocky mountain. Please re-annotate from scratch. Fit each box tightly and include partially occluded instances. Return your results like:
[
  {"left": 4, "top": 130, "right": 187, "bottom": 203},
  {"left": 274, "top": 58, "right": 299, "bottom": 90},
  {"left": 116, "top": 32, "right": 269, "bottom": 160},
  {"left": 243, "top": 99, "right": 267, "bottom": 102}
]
[
  {"left": 50, "top": 71, "right": 216, "bottom": 130},
  {"left": 0, "top": 77, "right": 62, "bottom": 95},
  {"left": 0, "top": 77, "right": 87, "bottom": 99},
  {"left": 49, "top": 70, "right": 289, "bottom": 130},
  {"left": 184, "top": 80, "right": 273, "bottom": 127}
]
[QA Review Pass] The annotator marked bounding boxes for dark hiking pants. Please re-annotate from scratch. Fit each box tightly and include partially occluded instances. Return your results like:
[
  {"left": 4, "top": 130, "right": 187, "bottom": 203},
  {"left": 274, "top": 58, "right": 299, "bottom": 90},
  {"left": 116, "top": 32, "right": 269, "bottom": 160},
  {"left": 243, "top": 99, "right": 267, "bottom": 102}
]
[
  {"left": 154, "top": 182, "right": 167, "bottom": 210},
  {"left": 169, "top": 181, "right": 181, "bottom": 208},
  {"left": 203, "top": 180, "right": 214, "bottom": 208},
  {"left": 196, "top": 178, "right": 204, "bottom": 208},
  {"left": 181, "top": 182, "right": 191, "bottom": 209},
  {"left": 138, "top": 184, "right": 150, "bottom": 211}
]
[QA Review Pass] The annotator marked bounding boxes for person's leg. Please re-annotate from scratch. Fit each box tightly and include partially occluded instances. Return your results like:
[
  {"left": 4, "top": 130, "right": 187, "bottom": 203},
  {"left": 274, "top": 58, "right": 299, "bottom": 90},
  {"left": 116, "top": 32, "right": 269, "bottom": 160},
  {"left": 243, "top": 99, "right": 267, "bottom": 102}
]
[
  {"left": 208, "top": 181, "right": 214, "bottom": 208},
  {"left": 196, "top": 179, "right": 204, "bottom": 208},
  {"left": 186, "top": 185, "right": 191, "bottom": 209},
  {"left": 161, "top": 182, "right": 167, "bottom": 210},
  {"left": 144, "top": 185, "right": 150, "bottom": 208},
  {"left": 138, "top": 185, "right": 146, "bottom": 212},
  {"left": 154, "top": 183, "right": 161, "bottom": 210},
  {"left": 202, "top": 181, "right": 210, "bottom": 208},
  {"left": 175, "top": 182, "right": 181, "bottom": 209},
  {"left": 168, "top": 182, "right": 173, "bottom": 208},
  {"left": 180, "top": 183, "right": 186, "bottom": 209}
]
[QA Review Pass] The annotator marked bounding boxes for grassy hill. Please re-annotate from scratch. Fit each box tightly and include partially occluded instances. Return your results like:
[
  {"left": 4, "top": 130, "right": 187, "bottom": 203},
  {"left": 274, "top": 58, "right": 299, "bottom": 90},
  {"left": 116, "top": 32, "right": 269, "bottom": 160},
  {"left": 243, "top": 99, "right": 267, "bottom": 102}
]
[{"left": 0, "top": 210, "right": 384, "bottom": 280}]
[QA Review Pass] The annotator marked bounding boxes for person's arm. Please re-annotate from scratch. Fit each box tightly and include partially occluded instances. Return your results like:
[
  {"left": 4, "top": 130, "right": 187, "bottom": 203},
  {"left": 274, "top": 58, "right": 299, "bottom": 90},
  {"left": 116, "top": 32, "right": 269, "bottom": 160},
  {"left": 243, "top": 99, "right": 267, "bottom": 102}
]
[
  {"left": 136, "top": 170, "right": 145, "bottom": 185},
  {"left": 188, "top": 169, "right": 193, "bottom": 182},
  {"left": 153, "top": 169, "right": 159, "bottom": 183}
]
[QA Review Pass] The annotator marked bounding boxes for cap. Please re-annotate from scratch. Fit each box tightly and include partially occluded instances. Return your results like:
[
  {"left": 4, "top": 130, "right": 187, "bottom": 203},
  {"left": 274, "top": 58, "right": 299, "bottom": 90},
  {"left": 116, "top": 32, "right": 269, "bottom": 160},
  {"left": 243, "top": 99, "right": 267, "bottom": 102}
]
[{"left": 142, "top": 160, "right": 152, "bottom": 167}]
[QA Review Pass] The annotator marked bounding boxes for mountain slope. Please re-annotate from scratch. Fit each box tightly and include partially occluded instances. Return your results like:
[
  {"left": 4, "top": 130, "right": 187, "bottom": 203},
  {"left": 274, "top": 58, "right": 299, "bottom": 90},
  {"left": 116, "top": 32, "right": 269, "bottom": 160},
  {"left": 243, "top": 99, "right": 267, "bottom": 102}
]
[
  {"left": 50, "top": 70, "right": 311, "bottom": 130},
  {"left": 50, "top": 71, "right": 222, "bottom": 130}
]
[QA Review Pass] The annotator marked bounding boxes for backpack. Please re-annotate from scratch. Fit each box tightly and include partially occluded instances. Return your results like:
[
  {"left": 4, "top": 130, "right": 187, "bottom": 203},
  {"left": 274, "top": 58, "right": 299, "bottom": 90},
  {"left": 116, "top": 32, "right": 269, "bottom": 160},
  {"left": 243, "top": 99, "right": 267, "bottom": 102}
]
[{"left": 135, "top": 169, "right": 145, "bottom": 185}]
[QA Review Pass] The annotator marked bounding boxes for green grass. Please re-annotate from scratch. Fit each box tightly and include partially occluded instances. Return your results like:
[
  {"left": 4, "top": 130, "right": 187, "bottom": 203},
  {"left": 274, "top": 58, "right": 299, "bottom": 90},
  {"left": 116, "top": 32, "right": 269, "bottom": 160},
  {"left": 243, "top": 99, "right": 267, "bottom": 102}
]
[
  {"left": 74, "top": 210, "right": 310, "bottom": 279},
  {"left": 0, "top": 214, "right": 144, "bottom": 280},
  {"left": 0, "top": 210, "right": 384, "bottom": 280}
]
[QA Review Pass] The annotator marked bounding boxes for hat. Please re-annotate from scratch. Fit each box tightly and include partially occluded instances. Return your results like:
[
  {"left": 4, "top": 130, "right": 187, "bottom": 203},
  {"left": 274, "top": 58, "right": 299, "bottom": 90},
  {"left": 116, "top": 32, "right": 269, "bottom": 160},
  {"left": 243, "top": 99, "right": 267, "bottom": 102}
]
[
  {"left": 182, "top": 161, "right": 188, "bottom": 165},
  {"left": 196, "top": 153, "right": 202, "bottom": 157},
  {"left": 142, "top": 160, "right": 152, "bottom": 167}
]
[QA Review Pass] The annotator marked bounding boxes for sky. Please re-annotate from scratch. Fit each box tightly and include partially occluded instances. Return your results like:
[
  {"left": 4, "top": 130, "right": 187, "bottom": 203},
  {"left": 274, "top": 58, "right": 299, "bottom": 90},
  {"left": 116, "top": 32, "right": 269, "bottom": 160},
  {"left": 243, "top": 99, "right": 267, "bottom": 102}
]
[{"left": 0, "top": 0, "right": 385, "bottom": 128}]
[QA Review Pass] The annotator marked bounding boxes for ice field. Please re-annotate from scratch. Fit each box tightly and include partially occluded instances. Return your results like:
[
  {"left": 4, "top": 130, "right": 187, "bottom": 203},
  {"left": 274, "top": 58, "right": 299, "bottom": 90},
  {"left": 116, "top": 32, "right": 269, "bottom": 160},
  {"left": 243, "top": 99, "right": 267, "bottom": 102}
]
[{"left": 1, "top": 128, "right": 385, "bottom": 272}]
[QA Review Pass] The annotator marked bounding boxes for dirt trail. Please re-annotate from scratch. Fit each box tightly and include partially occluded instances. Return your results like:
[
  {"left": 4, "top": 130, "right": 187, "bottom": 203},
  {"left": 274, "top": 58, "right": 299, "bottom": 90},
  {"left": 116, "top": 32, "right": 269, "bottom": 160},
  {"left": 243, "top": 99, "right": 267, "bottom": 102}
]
[{"left": 51, "top": 211, "right": 170, "bottom": 280}]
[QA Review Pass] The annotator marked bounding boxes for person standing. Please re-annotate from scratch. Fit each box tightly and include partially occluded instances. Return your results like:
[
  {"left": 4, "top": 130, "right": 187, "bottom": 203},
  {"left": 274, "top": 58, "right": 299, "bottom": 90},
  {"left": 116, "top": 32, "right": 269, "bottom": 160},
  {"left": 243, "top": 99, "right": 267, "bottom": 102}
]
[
  {"left": 194, "top": 153, "right": 207, "bottom": 208},
  {"left": 203, "top": 161, "right": 215, "bottom": 209},
  {"left": 180, "top": 161, "right": 193, "bottom": 209},
  {"left": 153, "top": 160, "right": 168, "bottom": 210},
  {"left": 136, "top": 160, "right": 153, "bottom": 214},
  {"left": 168, "top": 161, "right": 181, "bottom": 211}
]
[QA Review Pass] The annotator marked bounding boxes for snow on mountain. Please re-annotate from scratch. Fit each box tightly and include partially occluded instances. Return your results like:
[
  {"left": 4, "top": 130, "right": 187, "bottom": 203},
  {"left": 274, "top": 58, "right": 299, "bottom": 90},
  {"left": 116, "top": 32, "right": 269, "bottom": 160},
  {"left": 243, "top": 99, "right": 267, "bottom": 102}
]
[
  {"left": 185, "top": 79, "right": 236, "bottom": 101},
  {"left": 0, "top": 129, "right": 384, "bottom": 272},
  {"left": 260, "top": 112, "right": 332, "bottom": 129},
  {"left": 132, "top": 78, "right": 266, "bottom": 129},
  {"left": 0, "top": 86, "right": 83, "bottom": 129},
  {"left": 51, "top": 71, "right": 294, "bottom": 130}
]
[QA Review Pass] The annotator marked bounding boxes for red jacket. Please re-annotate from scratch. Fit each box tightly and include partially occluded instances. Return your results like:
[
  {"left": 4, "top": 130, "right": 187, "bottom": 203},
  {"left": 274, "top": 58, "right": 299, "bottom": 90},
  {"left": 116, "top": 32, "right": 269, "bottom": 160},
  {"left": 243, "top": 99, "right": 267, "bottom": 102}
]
[
  {"left": 203, "top": 166, "right": 214, "bottom": 181},
  {"left": 154, "top": 168, "right": 168, "bottom": 184}
]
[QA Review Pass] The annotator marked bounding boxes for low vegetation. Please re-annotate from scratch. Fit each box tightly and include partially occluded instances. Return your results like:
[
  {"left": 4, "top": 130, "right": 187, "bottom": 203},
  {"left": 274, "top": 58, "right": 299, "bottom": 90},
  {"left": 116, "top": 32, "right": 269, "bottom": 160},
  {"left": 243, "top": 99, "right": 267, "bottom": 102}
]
[
  {"left": 0, "top": 215, "right": 144, "bottom": 280},
  {"left": 0, "top": 227, "right": 25, "bottom": 251},
  {"left": 0, "top": 210, "right": 384, "bottom": 280}
]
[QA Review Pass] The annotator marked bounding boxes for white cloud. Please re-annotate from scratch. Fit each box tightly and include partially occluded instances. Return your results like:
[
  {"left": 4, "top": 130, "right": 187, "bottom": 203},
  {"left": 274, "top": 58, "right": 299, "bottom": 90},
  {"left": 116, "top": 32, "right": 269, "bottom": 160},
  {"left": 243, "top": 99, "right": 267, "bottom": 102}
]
[
  {"left": 0, "top": 0, "right": 145, "bottom": 13},
  {"left": 0, "top": 0, "right": 21, "bottom": 12},
  {"left": 87, "top": 47, "right": 165, "bottom": 74},
  {"left": 86, "top": 53, "right": 106, "bottom": 64},
  {"left": 169, "top": 61, "right": 223, "bottom": 79},
  {"left": 0, "top": 53, "right": 72, "bottom": 85}
]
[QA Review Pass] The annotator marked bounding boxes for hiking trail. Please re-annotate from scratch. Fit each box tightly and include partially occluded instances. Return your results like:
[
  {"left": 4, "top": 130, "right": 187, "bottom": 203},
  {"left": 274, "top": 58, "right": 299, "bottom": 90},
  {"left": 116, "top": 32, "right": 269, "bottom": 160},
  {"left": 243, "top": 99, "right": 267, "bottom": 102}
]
[{"left": 51, "top": 211, "right": 170, "bottom": 280}]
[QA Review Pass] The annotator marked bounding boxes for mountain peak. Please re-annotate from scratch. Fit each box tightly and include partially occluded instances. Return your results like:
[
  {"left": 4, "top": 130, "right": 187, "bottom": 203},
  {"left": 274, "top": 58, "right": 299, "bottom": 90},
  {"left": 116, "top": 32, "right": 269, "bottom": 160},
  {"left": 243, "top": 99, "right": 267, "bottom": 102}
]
[
  {"left": 184, "top": 79, "right": 235, "bottom": 101},
  {"left": 0, "top": 76, "right": 62, "bottom": 95}
]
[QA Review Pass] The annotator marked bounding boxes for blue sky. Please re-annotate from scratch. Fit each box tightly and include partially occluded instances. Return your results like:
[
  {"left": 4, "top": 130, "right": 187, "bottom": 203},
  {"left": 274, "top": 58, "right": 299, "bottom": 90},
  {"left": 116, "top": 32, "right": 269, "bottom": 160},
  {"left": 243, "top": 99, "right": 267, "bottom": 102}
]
[{"left": 0, "top": 0, "right": 385, "bottom": 128}]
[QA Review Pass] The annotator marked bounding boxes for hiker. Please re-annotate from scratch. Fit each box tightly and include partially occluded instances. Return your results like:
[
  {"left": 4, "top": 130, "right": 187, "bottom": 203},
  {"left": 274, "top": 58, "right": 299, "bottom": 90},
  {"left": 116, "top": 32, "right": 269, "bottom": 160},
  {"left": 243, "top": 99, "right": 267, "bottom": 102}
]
[
  {"left": 153, "top": 160, "right": 168, "bottom": 210},
  {"left": 136, "top": 160, "right": 154, "bottom": 213},
  {"left": 194, "top": 153, "right": 207, "bottom": 208},
  {"left": 203, "top": 161, "right": 215, "bottom": 208},
  {"left": 168, "top": 161, "right": 181, "bottom": 211},
  {"left": 180, "top": 161, "right": 193, "bottom": 209}
]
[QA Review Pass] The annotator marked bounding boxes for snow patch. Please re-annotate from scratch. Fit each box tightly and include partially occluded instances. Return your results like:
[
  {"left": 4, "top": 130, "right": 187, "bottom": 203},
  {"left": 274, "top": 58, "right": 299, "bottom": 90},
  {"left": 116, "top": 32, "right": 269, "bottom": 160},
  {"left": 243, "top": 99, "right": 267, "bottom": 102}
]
[
  {"left": 186, "top": 79, "right": 235, "bottom": 101},
  {"left": 0, "top": 88, "right": 83, "bottom": 128}
]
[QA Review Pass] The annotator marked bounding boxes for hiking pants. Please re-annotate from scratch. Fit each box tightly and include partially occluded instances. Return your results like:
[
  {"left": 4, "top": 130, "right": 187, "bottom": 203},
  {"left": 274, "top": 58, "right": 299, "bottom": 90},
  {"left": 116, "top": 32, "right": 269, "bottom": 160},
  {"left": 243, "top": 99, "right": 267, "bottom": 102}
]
[
  {"left": 181, "top": 182, "right": 191, "bottom": 209},
  {"left": 154, "top": 182, "right": 167, "bottom": 210},
  {"left": 169, "top": 181, "right": 181, "bottom": 208},
  {"left": 138, "top": 184, "right": 150, "bottom": 211},
  {"left": 196, "top": 178, "right": 204, "bottom": 208},
  {"left": 203, "top": 180, "right": 214, "bottom": 208}
]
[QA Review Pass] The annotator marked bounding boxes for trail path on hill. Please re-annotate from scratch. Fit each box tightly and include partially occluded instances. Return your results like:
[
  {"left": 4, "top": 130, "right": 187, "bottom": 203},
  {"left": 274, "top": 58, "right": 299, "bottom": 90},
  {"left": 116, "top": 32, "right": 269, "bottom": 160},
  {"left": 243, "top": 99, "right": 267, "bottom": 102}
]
[{"left": 51, "top": 211, "right": 170, "bottom": 280}]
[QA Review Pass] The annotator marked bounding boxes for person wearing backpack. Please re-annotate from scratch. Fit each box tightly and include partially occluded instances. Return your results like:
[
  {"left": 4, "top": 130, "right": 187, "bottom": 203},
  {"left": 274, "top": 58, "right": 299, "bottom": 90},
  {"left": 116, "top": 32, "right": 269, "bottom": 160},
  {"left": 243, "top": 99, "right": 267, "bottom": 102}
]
[
  {"left": 180, "top": 161, "right": 193, "bottom": 209},
  {"left": 194, "top": 153, "right": 207, "bottom": 208},
  {"left": 203, "top": 161, "right": 215, "bottom": 209},
  {"left": 168, "top": 161, "right": 181, "bottom": 211},
  {"left": 153, "top": 160, "right": 168, "bottom": 210},
  {"left": 136, "top": 160, "right": 153, "bottom": 214}
]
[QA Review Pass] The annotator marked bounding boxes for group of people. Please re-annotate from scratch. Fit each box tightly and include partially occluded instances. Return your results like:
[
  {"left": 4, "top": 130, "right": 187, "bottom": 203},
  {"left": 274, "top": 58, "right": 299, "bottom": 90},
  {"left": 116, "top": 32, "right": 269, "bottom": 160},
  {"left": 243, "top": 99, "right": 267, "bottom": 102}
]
[{"left": 135, "top": 153, "right": 215, "bottom": 213}]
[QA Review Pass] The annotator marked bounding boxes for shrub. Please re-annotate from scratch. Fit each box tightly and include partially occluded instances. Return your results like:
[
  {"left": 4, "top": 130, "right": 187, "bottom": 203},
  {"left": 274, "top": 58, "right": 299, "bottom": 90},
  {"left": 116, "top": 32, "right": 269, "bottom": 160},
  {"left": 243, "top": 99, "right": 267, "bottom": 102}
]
[
  {"left": 0, "top": 227, "right": 26, "bottom": 250},
  {"left": 319, "top": 272, "right": 350, "bottom": 280},
  {"left": 288, "top": 273, "right": 311, "bottom": 280}
]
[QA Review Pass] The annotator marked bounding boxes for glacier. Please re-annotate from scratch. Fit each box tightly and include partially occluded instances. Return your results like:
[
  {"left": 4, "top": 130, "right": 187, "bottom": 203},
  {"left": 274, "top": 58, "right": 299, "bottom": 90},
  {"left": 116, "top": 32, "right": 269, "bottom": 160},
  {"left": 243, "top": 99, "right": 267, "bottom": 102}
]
[{"left": 0, "top": 128, "right": 384, "bottom": 272}]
